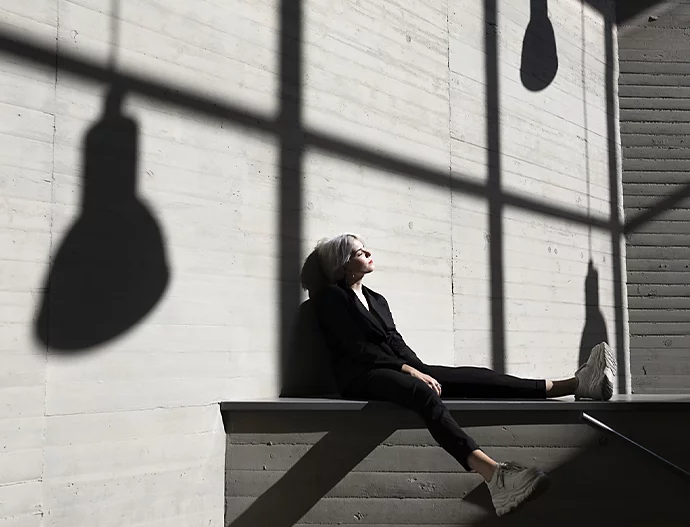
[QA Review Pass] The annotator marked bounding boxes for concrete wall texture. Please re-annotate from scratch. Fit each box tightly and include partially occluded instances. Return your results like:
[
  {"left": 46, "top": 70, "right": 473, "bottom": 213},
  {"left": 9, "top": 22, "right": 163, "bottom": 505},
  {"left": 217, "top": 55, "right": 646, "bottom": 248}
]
[
  {"left": 1, "top": 0, "right": 627, "bottom": 526},
  {"left": 618, "top": 1, "right": 690, "bottom": 394}
]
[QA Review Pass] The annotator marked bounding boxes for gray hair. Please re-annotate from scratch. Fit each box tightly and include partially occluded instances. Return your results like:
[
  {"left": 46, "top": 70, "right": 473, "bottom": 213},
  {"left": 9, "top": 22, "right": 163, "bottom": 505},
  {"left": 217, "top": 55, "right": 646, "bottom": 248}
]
[{"left": 315, "top": 233, "right": 364, "bottom": 283}]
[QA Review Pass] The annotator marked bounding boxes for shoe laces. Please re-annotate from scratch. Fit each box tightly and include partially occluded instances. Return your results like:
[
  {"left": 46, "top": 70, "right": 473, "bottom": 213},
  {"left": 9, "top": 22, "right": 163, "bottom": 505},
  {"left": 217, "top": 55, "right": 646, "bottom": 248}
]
[{"left": 495, "top": 462, "right": 525, "bottom": 489}]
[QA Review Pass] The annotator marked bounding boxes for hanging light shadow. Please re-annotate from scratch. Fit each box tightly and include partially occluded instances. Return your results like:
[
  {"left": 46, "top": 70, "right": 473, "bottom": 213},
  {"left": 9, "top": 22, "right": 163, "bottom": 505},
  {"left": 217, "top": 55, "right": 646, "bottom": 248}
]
[
  {"left": 34, "top": 83, "right": 169, "bottom": 351},
  {"left": 579, "top": 260, "right": 610, "bottom": 368},
  {"left": 520, "top": 0, "right": 559, "bottom": 91}
]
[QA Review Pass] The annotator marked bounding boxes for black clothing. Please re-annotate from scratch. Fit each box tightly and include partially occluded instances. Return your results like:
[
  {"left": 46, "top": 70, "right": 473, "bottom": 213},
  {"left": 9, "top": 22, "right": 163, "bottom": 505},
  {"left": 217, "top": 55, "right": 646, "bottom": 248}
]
[
  {"left": 313, "top": 281, "right": 546, "bottom": 469},
  {"left": 313, "top": 282, "right": 425, "bottom": 391}
]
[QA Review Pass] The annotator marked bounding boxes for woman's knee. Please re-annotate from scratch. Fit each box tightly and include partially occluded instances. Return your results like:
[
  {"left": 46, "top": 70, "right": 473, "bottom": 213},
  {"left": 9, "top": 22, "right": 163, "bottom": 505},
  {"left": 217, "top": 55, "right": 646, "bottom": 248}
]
[{"left": 406, "top": 383, "right": 446, "bottom": 419}]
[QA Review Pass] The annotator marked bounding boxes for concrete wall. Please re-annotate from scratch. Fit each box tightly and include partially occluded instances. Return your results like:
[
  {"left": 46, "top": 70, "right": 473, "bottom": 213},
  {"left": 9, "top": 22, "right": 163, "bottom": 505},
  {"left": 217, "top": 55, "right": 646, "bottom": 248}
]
[
  {"left": 618, "top": 1, "right": 690, "bottom": 394},
  {"left": 1, "top": 0, "right": 624, "bottom": 526}
]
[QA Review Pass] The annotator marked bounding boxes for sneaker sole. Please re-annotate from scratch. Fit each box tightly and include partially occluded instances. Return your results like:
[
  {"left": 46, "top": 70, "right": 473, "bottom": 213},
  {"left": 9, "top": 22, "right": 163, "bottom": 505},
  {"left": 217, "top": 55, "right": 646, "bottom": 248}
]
[
  {"left": 575, "top": 374, "right": 613, "bottom": 401},
  {"left": 575, "top": 342, "right": 616, "bottom": 401},
  {"left": 600, "top": 342, "right": 616, "bottom": 401},
  {"left": 495, "top": 472, "right": 551, "bottom": 517},
  {"left": 599, "top": 342, "right": 618, "bottom": 372}
]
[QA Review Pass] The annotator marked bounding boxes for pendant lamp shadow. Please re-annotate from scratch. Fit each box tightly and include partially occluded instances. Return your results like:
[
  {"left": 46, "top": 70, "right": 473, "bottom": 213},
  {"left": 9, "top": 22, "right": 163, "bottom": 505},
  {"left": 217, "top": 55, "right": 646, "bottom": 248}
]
[
  {"left": 520, "top": 0, "right": 559, "bottom": 91},
  {"left": 35, "top": 84, "right": 169, "bottom": 351}
]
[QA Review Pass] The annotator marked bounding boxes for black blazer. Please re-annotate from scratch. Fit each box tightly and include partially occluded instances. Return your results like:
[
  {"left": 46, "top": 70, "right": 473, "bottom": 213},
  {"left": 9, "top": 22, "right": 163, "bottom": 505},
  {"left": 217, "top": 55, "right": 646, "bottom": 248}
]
[{"left": 313, "top": 281, "right": 424, "bottom": 391}]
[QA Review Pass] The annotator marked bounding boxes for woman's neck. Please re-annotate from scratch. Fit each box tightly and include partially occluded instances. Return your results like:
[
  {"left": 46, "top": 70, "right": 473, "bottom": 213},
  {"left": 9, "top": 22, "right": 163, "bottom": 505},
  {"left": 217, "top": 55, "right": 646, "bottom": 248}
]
[{"left": 346, "top": 276, "right": 365, "bottom": 293}]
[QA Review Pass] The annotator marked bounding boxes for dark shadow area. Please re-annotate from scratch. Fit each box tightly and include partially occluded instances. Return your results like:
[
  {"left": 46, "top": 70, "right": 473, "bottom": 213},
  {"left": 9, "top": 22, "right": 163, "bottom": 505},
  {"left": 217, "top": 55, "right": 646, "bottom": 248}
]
[
  {"left": 521, "top": 0, "right": 559, "bottom": 91},
  {"left": 579, "top": 260, "right": 610, "bottom": 367},
  {"left": 624, "top": 182, "right": 690, "bottom": 235},
  {"left": 34, "top": 83, "right": 169, "bottom": 351},
  {"left": 485, "top": 0, "right": 506, "bottom": 374},
  {"left": 281, "top": 249, "right": 339, "bottom": 397},
  {"left": 298, "top": 247, "right": 329, "bottom": 300},
  {"left": 277, "top": 0, "right": 306, "bottom": 398},
  {"left": 615, "top": 0, "right": 670, "bottom": 25},
  {"left": 465, "top": 411, "right": 690, "bottom": 526},
  {"left": 221, "top": 407, "right": 587, "bottom": 436},
  {"left": 281, "top": 299, "right": 339, "bottom": 398}
]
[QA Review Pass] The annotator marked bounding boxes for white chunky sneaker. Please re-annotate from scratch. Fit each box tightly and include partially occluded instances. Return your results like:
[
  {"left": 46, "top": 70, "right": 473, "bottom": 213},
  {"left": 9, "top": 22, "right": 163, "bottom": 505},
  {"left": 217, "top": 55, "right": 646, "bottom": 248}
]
[
  {"left": 574, "top": 341, "right": 617, "bottom": 401},
  {"left": 487, "top": 461, "right": 550, "bottom": 517}
]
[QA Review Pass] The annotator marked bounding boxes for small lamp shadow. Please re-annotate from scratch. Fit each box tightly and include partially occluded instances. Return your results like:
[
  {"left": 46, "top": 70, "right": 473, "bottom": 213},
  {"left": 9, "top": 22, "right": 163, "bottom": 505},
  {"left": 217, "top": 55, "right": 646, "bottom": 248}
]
[
  {"left": 578, "top": 260, "right": 609, "bottom": 367},
  {"left": 521, "top": 0, "right": 559, "bottom": 91}
]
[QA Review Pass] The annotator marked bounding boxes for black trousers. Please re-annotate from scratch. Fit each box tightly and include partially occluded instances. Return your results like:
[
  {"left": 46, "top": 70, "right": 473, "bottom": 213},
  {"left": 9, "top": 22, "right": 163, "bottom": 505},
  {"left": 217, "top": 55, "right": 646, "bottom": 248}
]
[{"left": 342, "top": 364, "right": 547, "bottom": 471}]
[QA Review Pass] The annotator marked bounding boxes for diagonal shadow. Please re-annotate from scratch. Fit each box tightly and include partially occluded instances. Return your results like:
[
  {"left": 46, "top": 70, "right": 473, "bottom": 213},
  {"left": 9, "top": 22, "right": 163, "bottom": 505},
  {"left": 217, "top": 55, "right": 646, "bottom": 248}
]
[
  {"left": 227, "top": 427, "right": 394, "bottom": 527},
  {"left": 225, "top": 406, "right": 396, "bottom": 527},
  {"left": 464, "top": 410, "right": 690, "bottom": 526},
  {"left": 615, "top": 0, "right": 670, "bottom": 24},
  {"left": 624, "top": 182, "right": 690, "bottom": 235}
]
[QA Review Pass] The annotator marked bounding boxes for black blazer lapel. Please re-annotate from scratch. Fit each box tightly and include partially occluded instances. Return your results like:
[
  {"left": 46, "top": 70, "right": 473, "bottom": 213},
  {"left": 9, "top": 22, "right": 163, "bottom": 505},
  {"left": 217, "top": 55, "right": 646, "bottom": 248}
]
[
  {"left": 337, "top": 282, "right": 386, "bottom": 337},
  {"left": 362, "top": 287, "right": 392, "bottom": 332}
]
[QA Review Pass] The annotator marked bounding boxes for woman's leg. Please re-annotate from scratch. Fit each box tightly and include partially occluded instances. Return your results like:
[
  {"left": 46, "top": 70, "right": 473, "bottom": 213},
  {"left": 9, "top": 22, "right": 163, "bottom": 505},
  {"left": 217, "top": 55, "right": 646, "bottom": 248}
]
[
  {"left": 544, "top": 377, "right": 578, "bottom": 397},
  {"left": 419, "top": 365, "right": 549, "bottom": 399},
  {"left": 343, "top": 368, "right": 483, "bottom": 472},
  {"left": 423, "top": 365, "right": 580, "bottom": 399},
  {"left": 467, "top": 450, "right": 498, "bottom": 482},
  {"left": 420, "top": 341, "right": 616, "bottom": 401},
  {"left": 343, "top": 367, "right": 549, "bottom": 516}
]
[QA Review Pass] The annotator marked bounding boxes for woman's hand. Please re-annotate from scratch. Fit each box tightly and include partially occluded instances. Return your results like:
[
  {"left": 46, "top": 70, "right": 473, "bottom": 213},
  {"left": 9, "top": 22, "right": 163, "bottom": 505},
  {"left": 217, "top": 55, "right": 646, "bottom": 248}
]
[{"left": 401, "top": 365, "right": 442, "bottom": 396}]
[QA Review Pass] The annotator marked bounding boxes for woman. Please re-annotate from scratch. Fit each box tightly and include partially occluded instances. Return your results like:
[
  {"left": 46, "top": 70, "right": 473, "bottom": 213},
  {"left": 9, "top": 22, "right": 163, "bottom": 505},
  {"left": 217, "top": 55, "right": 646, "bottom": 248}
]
[{"left": 306, "top": 233, "right": 616, "bottom": 517}]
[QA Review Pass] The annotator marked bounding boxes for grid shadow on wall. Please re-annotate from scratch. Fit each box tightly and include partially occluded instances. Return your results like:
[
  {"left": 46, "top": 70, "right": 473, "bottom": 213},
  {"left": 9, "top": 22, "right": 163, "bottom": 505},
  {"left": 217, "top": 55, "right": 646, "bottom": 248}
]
[{"left": 0, "top": 0, "right": 675, "bottom": 393}]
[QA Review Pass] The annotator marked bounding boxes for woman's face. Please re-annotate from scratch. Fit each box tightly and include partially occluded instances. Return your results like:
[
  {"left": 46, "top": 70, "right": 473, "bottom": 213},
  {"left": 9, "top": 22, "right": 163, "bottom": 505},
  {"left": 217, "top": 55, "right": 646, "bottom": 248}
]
[{"left": 345, "top": 239, "right": 375, "bottom": 278}]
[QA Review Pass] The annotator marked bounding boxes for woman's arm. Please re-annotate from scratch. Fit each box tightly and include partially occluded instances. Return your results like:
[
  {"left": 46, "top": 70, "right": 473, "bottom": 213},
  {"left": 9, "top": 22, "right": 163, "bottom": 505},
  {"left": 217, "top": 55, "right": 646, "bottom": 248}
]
[
  {"left": 315, "top": 286, "right": 406, "bottom": 370},
  {"left": 401, "top": 364, "right": 442, "bottom": 396}
]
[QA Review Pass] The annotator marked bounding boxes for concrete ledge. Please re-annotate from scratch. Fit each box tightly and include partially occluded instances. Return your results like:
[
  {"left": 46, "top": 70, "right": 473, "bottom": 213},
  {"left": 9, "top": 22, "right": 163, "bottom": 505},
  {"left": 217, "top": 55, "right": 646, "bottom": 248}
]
[
  {"left": 221, "top": 393, "right": 690, "bottom": 412},
  {"left": 224, "top": 394, "right": 690, "bottom": 526}
]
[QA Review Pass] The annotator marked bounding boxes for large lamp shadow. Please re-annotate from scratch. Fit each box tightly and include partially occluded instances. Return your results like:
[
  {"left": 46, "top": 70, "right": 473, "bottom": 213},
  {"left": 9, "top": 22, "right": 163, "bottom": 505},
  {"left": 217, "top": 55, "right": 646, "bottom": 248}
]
[{"left": 34, "top": 84, "right": 169, "bottom": 351}]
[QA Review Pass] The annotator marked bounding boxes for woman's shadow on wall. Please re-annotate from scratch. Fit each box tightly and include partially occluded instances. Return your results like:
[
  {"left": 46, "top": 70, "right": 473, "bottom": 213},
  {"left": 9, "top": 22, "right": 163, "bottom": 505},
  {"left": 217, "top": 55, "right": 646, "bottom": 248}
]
[
  {"left": 281, "top": 249, "right": 339, "bottom": 398},
  {"left": 34, "top": 84, "right": 169, "bottom": 352},
  {"left": 281, "top": 256, "right": 610, "bottom": 395},
  {"left": 579, "top": 260, "right": 609, "bottom": 367}
]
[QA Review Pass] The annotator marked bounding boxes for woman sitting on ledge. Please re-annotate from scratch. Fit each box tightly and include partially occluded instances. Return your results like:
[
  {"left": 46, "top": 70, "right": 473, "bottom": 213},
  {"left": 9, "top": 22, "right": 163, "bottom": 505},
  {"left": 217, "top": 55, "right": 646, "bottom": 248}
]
[{"left": 304, "top": 233, "right": 616, "bottom": 517}]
